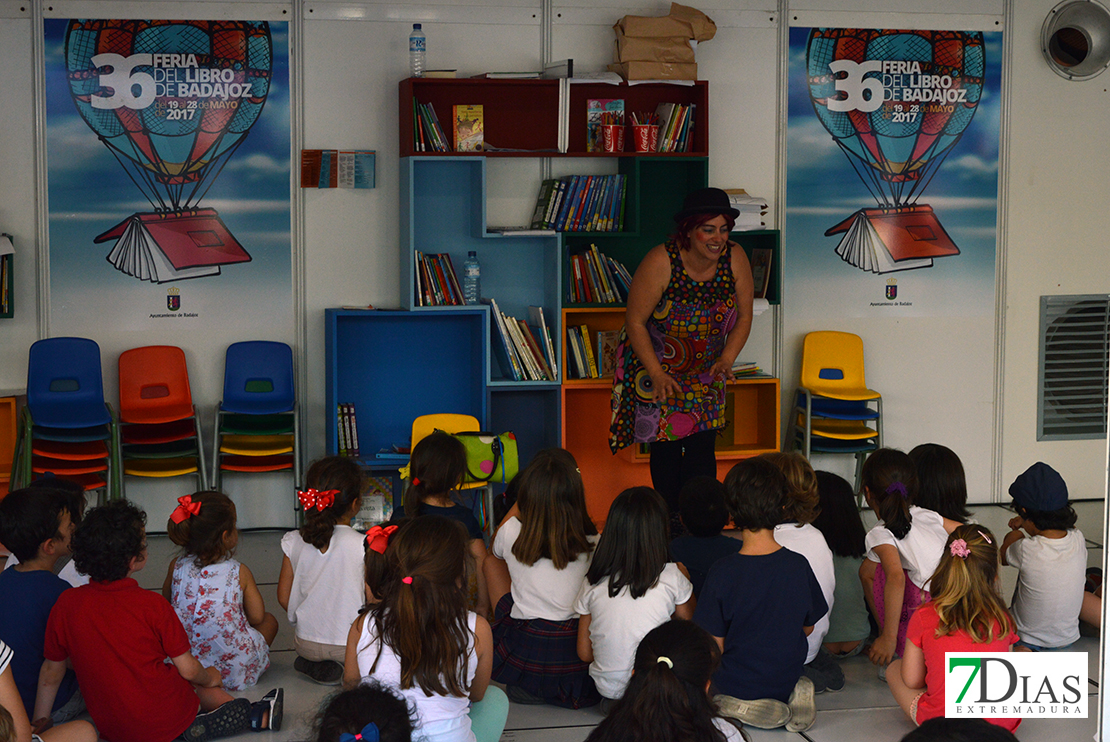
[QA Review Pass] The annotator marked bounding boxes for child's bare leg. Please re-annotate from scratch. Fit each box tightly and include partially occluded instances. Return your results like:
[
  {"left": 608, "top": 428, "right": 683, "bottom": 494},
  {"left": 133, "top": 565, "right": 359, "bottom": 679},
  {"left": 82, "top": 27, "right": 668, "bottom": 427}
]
[
  {"left": 1081, "top": 591, "right": 1102, "bottom": 627},
  {"left": 884, "top": 659, "right": 919, "bottom": 723},
  {"left": 824, "top": 640, "right": 862, "bottom": 656},
  {"left": 197, "top": 685, "right": 237, "bottom": 711},
  {"left": 252, "top": 611, "right": 280, "bottom": 646},
  {"left": 40, "top": 720, "right": 98, "bottom": 742},
  {"left": 471, "top": 539, "right": 490, "bottom": 618}
]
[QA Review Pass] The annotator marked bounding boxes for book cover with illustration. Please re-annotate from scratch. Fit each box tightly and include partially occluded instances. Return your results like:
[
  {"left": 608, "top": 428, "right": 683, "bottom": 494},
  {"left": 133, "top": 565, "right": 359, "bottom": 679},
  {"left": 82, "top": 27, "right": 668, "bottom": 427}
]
[
  {"left": 586, "top": 99, "right": 624, "bottom": 153},
  {"left": 453, "top": 104, "right": 484, "bottom": 152}
]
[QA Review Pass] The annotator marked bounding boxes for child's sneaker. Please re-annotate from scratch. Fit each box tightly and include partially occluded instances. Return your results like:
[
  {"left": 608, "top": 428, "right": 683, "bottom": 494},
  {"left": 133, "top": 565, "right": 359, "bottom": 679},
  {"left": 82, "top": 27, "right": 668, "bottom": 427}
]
[
  {"left": 250, "top": 688, "right": 283, "bottom": 732},
  {"left": 293, "top": 657, "right": 344, "bottom": 685},
  {"left": 785, "top": 676, "right": 816, "bottom": 733},
  {"left": 806, "top": 648, "right": 845, "bottom": 692},
  {"left": 713, "top": 694, "right": 791, "bottom": 729},
  {"left": 184, "top": 698, "right": 251, "bottom": 742},
  {"left": 719, "top": 717, "right": 754, "bottom": 742}
]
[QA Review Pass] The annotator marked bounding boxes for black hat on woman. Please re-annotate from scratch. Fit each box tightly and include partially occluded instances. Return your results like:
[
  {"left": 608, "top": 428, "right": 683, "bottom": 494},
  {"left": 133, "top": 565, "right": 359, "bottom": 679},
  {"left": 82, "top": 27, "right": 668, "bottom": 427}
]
[{"left": 673, "top": 187, "right": 740, "bottom": 222}]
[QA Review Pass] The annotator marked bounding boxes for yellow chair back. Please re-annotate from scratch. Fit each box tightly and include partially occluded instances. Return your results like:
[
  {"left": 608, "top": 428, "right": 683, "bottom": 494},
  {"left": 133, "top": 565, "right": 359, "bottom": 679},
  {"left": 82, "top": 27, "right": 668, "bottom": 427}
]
[{"left": 799, "top": 331, "right": 879, "bottom": 401}]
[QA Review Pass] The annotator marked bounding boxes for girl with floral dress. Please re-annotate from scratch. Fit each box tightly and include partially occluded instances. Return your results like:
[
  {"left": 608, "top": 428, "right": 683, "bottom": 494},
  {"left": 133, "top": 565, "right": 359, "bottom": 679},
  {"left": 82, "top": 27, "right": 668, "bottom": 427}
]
[{"left": 164, "top": 491, "right": 278, "bottom": 690}]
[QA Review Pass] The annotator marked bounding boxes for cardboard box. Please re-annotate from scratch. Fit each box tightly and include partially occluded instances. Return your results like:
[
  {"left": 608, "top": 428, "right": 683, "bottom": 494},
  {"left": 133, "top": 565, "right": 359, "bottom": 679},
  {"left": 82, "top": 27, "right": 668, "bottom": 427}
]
[
  {"left": 612, "top": 3, "right": 717, "bottom": 42},
  {"left": 608, "top": 60, "right": 698, "bottom": 82},
  {"left": 615, "top": 33, "right": 696, "bottom": 64}
]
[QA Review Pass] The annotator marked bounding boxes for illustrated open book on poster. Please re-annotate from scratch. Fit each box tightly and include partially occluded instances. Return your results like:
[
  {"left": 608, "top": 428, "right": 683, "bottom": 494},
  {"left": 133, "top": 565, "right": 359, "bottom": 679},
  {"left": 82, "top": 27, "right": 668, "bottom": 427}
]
[
  {"left": 95, "top": 209, "right": 252, "bottom": 283},
  {"left": 826, "top": 205, "right": 958, "bottom": 274}
]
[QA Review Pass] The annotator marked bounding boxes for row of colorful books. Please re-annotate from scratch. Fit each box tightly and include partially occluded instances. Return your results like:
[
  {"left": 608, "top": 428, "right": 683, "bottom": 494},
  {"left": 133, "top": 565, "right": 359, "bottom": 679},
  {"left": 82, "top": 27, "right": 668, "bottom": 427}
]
[
  {"left": 568, "top": 245, "right": 633, "bottom": 305},
  {"left": 488, "top": 300, "right": 559, "bottom": 382},
  {"left": 731, "top": 361, "right": 763, "bottom": 377},
  {"left": 566, "top": 326, "right": 620, "bottom": 379},
  {"left": 412, "top": 99, "right": 451, "bottom": 152},
  {"left": 336, "top": 403, "right": 361, "bottom": 457},
  {"left": 654, "top": 102, "right": 696, "bottom": 153},
  {"left": 529, "top": 174, "right": 627, "bottom": 232},
  {"left": 414, "top": 251, "right": 465, "bottom": 306}
]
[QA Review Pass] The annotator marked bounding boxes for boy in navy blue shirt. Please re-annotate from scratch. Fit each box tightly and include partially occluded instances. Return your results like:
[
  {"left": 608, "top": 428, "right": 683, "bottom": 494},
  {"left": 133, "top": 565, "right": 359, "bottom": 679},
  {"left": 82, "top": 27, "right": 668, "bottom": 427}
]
[
  {"left": 0, "top": 486, "right": 83, "bottom": 722},
  {"left": 694, "top": 458, "right": 827, "bottom": 734},
  {"left": 669, "top": 475, "right": 741, "bottom": 598}
]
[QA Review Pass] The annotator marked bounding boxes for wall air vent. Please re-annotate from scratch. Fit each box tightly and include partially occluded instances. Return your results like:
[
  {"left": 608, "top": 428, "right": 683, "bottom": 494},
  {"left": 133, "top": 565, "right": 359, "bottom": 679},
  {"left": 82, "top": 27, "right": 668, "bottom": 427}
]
[{"left": 1038, "top": 294, "right": 1110, "bottom": 440}]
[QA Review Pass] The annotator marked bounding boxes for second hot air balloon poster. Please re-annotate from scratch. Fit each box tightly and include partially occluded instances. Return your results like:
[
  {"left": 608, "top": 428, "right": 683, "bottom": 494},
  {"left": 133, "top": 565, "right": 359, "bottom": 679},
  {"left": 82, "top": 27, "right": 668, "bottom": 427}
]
[
  {"left": 787, "top": 27, "right": 1001, "bottom": 317},
  {"left": 44, "top": 18, "right": 290, "bottom": 330}
]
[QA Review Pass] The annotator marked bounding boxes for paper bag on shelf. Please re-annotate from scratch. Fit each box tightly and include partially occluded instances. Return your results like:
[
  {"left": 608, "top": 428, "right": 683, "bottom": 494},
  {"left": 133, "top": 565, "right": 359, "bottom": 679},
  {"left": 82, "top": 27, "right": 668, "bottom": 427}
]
[
  {"left": 608, "top": 60, "right": 698, "bottom": 82},
  {"left": 615, "top": 34, "right": 696, "bottom": 64},
  {"left": 612, "top": 3, "right": 717, "bottom": 42}
]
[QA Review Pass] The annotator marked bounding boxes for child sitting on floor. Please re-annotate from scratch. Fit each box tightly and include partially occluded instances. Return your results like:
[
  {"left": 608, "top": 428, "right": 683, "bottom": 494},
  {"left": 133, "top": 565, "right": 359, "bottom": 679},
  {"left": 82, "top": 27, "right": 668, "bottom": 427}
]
[
  {"left": 484, "top": 448, "right": 600, "bottom": 708},
  {"left": 1001, "top": 462, "right": 1087, "bottom": 651},
  {"left": 575, "top": 487, "right": 694, "bottom": 704},
  {"left": 886, "top": 525, "right": 1020, "bottom": 733},
  {"left": 694, "top": 457, "right": 827, "bottom": 734},
  {"left": 164, "top": 491, "right": 278, "bottom": 689},
  {"left": 278, "top": 456, "right": 366, "bottom": 684},
  {"left": 34, "top": 500, "right": 282, "bottom": 742},
  {"left": 668, "top": 476, "right": 740, "bottom": 599},
  {"left": 396, "top": 431, "right": 490, "bottom": 616},
  {"left": 812, "top": 471, "right": 872, "bottom": 660},
  {"left": 311, "top": 682, "right": 413, "bottom": 742},
  {"left": 0, "top": 488, "right": 83, "bottom": 723}
]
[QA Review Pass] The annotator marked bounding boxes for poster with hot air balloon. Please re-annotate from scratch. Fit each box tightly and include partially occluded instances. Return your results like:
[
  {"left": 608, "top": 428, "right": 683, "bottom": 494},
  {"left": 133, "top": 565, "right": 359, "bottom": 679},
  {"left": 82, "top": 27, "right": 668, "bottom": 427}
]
[
  {"left": 787, "top": 27, "right": 1001, "bottom": 317},
  {"left": 44, "top": 18, "right": 290, "bottom": 331}
]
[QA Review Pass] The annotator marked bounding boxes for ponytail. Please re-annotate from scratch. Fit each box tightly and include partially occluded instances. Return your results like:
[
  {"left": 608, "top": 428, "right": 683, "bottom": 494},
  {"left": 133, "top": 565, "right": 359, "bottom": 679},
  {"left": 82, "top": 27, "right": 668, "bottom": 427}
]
[
  {"left": 166, "top": 491, "right": 236, "bottom": 567},
  {"left": 585, "top": 620, "right": 726, "bottom": 742},
  {"left": 928, "top": 525, "right": 1014, "bottom": 643},
  {"left": 861, "top": 448, "right": 918, "bottom": 539},
  {"left": 300, "top": 457, "right": 363, "bottom": 549},
  {"left": 403, "top": 432, "right": 467, "bottom": 518}
]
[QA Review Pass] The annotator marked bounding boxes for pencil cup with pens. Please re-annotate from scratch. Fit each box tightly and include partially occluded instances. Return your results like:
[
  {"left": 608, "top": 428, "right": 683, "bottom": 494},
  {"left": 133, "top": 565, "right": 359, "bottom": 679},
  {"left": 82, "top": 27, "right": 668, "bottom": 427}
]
[
  {"left": 599, "top": 110, "right": 625, "bottom": 153},
  {"left": 631, "top": 112, "right": 659, "bottom": 153}
]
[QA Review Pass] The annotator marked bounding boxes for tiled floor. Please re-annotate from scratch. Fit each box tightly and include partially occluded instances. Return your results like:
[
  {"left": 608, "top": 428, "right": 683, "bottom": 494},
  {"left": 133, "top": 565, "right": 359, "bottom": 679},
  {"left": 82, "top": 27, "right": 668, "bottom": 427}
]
[{"left": 10, "top": 500, "right": 1104, "bottom": 741}]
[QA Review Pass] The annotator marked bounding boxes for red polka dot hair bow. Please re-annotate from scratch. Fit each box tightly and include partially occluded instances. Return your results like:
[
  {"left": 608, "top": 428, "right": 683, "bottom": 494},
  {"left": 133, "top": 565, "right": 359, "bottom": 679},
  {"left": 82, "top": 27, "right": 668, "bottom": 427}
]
[
  {"left": 365, "top": 524, "right": 398, "bottom": 554},
  {"left": 170, "top": 495, "right": 201, "bottom": 524},
  {"left": 298, "top": 488, "right": 338, "bottom": 511}
]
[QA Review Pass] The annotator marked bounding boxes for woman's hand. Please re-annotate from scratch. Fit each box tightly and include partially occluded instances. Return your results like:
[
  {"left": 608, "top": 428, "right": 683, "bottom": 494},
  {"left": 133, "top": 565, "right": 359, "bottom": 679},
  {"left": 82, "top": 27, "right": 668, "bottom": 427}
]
[
  {"left": 708, "top": 356, "right": 736, "bottom": 382},
  {"left": 650, "top": 371, "right": 682, "bottom": 403}
]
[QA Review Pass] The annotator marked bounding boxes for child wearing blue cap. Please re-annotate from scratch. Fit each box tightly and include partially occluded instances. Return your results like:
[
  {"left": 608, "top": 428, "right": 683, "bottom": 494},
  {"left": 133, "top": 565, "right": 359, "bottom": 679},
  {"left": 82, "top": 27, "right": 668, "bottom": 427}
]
[{"left": 1000, "top": 462, "right": 1087, "bottom": 651}]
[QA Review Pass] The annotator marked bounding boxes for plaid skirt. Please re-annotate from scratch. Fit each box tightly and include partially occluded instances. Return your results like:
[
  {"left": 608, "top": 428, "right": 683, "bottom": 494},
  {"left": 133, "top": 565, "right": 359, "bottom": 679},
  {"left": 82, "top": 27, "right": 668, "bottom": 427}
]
[
  {"left": 873, "top": 567, "right": 929, "bottom": 658},
  {"left": 491, "top": 593, "right": 600, "bottom": 709}
]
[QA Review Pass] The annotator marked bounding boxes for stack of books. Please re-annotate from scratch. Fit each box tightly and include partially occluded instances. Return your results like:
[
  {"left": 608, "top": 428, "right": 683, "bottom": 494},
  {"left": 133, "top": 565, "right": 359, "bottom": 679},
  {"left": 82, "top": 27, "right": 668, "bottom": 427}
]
[
  {"left": 413, "top": 251, "right": 465, "bottom": 306},
  {"left": 724, "top": 190, "right": 769, "bottom": 231},
  {"left": 412, "top": 99, "right": 451, "bottom": 152},
  {"left": 336, "top": 403, "right": 361, "bottom": 457},
  {"left": 566, "top": 326, "right": 620, "bottom": 379},
  {"left": 567, "top": 244, "right": 632, "bottom": 305},
  {"left": 731, "top": 361, "right": 763, "bottom": 377},
  {"left": 654, "top": 102, "right": 696, "bottom": 153},
  {"left": 488, "top": 300, "right": 558, "bottom": 382},
  {"left": 529, "top": 174, "right": 627, "bottom": 232}
]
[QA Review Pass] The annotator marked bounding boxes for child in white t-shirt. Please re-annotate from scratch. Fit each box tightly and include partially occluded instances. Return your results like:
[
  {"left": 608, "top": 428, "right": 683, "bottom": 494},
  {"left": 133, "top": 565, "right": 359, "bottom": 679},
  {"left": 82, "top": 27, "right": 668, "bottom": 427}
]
[
  {"left": 1001, "top": 462, "right": 1087, "bottom": 651},
  {"left": 574, "top": 487, "right": 694, "bottom": 702},
  {"left": 278, "top": 457, "right": 365, "bottom": 684}
]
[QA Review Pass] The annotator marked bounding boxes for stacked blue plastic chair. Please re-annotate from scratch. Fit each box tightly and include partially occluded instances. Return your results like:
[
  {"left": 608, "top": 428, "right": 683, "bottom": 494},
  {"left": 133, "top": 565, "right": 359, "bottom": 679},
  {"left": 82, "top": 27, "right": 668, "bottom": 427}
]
[
  {"left": 211, "top": 341, "right": 300, "bottom": 513},
  {"left": 14, "top": 337, "right": 120, "bottom": 501}
]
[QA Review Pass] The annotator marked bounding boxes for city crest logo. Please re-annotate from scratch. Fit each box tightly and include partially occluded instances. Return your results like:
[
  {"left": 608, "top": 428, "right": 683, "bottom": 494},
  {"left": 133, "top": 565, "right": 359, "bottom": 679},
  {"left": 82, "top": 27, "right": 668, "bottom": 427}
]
[
  {"left": 167, "top": 287, "right": 180, "bottom": 311},
  {"left": 885, "top": 278, "right": 897, "bottom": 300},
  {"left": 945, "top": 652, "right": 1087, "bottom": 718}
]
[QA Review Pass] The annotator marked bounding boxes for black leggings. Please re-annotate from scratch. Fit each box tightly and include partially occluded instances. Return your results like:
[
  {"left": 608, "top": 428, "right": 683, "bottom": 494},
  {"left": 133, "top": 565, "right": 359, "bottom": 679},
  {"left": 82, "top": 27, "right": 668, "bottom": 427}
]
[{"left": 649, "top": 429, "right": 718, "bottom": 513}]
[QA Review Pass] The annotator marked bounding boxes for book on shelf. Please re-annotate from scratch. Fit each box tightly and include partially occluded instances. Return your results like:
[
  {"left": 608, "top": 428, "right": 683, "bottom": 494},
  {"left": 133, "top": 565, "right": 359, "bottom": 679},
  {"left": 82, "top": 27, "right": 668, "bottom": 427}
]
[
  {"left": 731, "top": 360, "right": 763, "bottom": 377},
  {"left": 565, "top": 326, "right": 587, "bottom": 379},
  {"left": 413, "top": 100, "right": 450, "bottom": 152},
  {"left": 452, "top": 104, "right": 484, "bottom": 152},
  {"left": 487, "top": 299, "right": 557, "bottom": 382},
  {"left": 530, "top": 174, "right": 626, "bottom": 232},
  {"left": 566, "top": 245, "right": 630, "bottom": 304},
  {"left": 337, "top": 403, "right": 349, "bottom": 455},
  {"left": 597, "top": 330, "right": 620, "bottom": 377},
  {"left": 586, "top": 98, "right": 624, "bottom": 153},
  {"left": 579, "top": 325, "right": 599, "bottom": 378},
  {"left": 486, "top": 298, "right": 523, "bottom": 381},
  {"left": 542, "top": 59, "right": 574, "bottom": 79},
  {"left": 654, "top": 102, "right": 696, "bottom": 153},
  {"left": 346, "top": 403, "right": 360, "bottom": 457},
  {"left": 424, "top": 69, "right": 457, "bottom": 78},
  {"left": 518, "top": 320, "right": 554, "bottom": 380},
  {"left": 528, "top": 306, "right": 558, "bottom": 379},
  {"left": 471, "top": 71, "right": 542, "bottom": 79},
  {"left": 414, "top": 251, "right": 464, "bottom": 306},
  {"left": 337, "top": 403, "right": 360, "bottom": 457},
  {"left": 724, "top": 189, "right": 769, "bottom": 231}
]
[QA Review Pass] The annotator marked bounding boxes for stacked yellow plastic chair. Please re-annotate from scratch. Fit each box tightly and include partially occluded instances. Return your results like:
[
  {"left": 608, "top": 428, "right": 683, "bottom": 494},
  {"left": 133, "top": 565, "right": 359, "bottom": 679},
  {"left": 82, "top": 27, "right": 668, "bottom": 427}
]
[{"left": 789, "top": 331, "right": 882, "bottom": 494}]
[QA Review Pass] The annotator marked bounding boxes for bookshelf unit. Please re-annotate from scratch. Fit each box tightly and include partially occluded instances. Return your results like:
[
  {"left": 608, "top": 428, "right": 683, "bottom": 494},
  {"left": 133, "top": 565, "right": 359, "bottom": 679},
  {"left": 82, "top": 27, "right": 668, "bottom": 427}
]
[{"left": 323, "top": 78, "right": 779, "bottom": 521}]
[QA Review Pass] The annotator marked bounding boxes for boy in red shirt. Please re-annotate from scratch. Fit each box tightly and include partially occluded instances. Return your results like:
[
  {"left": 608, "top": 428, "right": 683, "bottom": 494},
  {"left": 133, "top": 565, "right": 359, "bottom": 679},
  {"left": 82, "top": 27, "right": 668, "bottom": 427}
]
[{"left": 33, "top": 500, "right": 282, "bottom": 742}]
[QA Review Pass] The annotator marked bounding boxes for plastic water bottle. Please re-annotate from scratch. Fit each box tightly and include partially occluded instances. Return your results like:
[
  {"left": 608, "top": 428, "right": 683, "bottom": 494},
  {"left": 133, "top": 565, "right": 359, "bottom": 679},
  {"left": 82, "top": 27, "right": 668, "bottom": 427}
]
[
  {"left": 409, "top": 24, "right": 426, "bottom": 78},
  {"left": 463, "top": 251, "right": 481, "bottom": 304}
]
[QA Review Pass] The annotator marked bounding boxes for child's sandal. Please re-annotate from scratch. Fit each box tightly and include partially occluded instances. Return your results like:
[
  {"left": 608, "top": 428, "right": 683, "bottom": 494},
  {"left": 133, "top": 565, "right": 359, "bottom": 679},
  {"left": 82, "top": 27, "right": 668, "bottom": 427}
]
[
  {"left": 250, "top": 688, "right": 284, "bottom": 732},
  {"left": 183, "top": 698, "right": 251, "bottom": 742}
]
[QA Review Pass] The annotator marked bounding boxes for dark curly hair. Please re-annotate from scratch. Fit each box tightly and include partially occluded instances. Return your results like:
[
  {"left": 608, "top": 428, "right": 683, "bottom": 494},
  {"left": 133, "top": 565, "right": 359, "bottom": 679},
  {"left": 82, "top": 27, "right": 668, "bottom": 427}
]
[
  {"left": 72, "top": 499, "right": 147, "bottom": 583},
  {"left": 313, "top": 682, "right": 413, "bottom": 742},
  {"left": 300, "top": 457, "right": 364, "bottom": 550}
]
